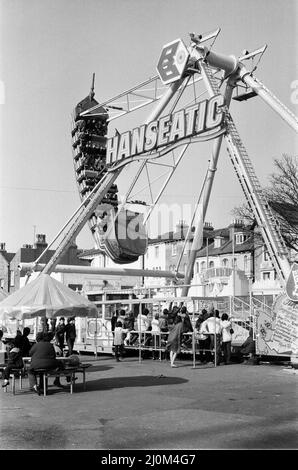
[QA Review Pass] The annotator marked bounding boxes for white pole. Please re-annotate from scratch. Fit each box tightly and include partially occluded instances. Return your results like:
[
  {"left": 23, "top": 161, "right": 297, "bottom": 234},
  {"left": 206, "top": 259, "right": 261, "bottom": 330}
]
[
  {"left": 214, "top": 312, "right": 217, "bottom": 368},
  {"left": 232, "top": 226, "right": 235, "bottom": 299},
  {"left": 192, "top": 299, "right": 196, "bottom": 369},
  {"left": 239, "top": 66, "right": 298, "bottom": 134}
]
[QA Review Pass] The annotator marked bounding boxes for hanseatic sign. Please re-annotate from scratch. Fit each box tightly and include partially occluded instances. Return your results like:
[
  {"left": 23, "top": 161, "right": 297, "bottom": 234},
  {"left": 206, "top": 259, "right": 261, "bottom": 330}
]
[{"left": 106, "top": 94, "right": 225, "bottom": 168}]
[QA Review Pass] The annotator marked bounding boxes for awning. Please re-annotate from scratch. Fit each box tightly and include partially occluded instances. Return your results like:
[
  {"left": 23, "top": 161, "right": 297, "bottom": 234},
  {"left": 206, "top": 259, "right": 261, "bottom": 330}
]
[{"left": 0, "top": 274, "right": 98, "bottom": 321}]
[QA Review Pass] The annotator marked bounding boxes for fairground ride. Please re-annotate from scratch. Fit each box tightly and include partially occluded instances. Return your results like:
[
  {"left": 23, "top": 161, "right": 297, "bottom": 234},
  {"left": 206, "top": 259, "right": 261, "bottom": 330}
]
[{"left": 20, "top": 29, "right": 298, "bottom": 359}]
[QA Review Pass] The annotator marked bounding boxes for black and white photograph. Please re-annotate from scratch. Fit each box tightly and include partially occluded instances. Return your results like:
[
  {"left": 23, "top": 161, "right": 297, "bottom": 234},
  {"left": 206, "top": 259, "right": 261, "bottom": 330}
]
[{"left": 0, "top": 0, "right": 297, "bottom": 458}]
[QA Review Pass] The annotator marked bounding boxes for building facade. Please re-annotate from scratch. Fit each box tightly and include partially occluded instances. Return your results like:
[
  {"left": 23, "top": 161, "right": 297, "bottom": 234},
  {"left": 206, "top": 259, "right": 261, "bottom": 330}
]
[
  {"left": 191, "top": 220, "right": 254, "bottom": 298},
  {"left": 1, "top": 220, "right": 290, "bottom": 305},
  {"left": 0, "top": 234, "right": 91, "bottom": 293}
]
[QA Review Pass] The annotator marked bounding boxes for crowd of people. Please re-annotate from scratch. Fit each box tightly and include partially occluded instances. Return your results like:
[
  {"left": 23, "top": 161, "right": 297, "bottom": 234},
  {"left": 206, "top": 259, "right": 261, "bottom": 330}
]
[
  {"left": 0, "top": 316, "right": 78, "bottom": 394},
  {"left": 109, "top": 305, "right": 254, "bottom": 367},
  {"left": 0, "top": 306, "right": 255, "bottom": 391}
]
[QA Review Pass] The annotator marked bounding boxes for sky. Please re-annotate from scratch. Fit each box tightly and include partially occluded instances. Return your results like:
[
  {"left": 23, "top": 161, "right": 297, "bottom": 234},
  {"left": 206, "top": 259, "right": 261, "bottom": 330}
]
[{"left": 0, "top": 0, "right": 297, "bottom": 253}]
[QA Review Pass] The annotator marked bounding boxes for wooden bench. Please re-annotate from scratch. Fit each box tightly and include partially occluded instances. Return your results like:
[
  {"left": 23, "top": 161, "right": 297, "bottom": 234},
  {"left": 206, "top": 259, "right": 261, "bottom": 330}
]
[{"left": 32, "top": 363, "right": 91, "bottom": 397}]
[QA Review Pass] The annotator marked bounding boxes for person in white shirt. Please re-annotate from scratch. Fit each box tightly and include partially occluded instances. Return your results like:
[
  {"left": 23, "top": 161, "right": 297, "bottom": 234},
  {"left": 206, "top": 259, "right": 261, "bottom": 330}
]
[
  {"left": 114, "top": 321, "right": 128, "bottom": 361},
  {"left": 220, "top": 313, "right": 232, "bottom": 364},
  {"left": 151, "top": 314, "right": 160, "bottom": 359},
  {"left": 135, "top": 308, "right": 151, "bottom": 349},
  {"left": 137, "top": 308, "right": 150, "bottom": 332},
  {"left": 200, "top": 310, "right": 222, "bottom": 365}
]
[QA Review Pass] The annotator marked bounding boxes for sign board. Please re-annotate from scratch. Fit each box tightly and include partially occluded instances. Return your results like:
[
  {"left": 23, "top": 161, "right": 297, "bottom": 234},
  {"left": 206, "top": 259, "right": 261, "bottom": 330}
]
[
  {"left": 156, "top": 38, "right": 190, "bottom": 85},
  {"left": 256, "top": 293, "right": 298, "bottom": 356},
  {"left": 285, "top": 262, "right": 298, "bottom": 302},
  {"left": 106, "top": 95, "right": 225, "bottom": 168}
]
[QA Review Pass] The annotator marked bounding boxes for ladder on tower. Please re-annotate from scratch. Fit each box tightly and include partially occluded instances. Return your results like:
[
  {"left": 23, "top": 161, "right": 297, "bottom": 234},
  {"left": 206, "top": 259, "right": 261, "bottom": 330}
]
[
  {"left": 201, "top": 62, "right": 291, "bottom": 285},
  {"left": 224, "top": 116, "right": 290, "bottom": 284}
]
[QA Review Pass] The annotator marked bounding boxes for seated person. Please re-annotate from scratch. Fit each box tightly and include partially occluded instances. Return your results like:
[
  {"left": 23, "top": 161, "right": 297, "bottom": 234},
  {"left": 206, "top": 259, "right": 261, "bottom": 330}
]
[
  {"left": 28, "top": 332, "right": 63, "bottom": 394},
  {"left": 20, "top": 327, "right": 31, "bottom": 357},
  {"left": 240, "top": 329, "right": 258, "bottom": 364},
  {"left": 1, "top": 335, "right": 24, "bottom": 388},
  {"left": 240, "top": 329, "right": 255, "bottom": 356}
]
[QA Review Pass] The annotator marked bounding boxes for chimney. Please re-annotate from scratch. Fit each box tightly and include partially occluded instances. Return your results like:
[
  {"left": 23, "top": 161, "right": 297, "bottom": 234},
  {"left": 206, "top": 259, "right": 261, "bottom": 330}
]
[
  {"left": 229, "top": 219, "right": 244, "bottom": 240},
  {"left": 0, "top": 243, "right": 6, "bottom": 252},
  {"left": 203, "top": 222, "right": 214, "bottom": 232},
  {"left": 34, "top": 234, "right": 47, "bottom": 248},
  {"left": 176, "top": 220, "right": 189, "bottom": 238}
]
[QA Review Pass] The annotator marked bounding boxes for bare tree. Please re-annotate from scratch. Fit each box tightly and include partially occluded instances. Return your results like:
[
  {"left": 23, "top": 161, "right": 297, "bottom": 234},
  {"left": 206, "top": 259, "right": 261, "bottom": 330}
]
[
  {"left": 266, "top": 154, "right": 298, "bottom": 206},
  {"left": 232, "top": 154, "right": 298, "bottom": 252}
]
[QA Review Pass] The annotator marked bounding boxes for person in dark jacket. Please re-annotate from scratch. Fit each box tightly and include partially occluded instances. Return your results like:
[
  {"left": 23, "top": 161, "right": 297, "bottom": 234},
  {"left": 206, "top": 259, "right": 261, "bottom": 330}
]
[
  {"left": 28, "top": 332, "right": 62, "bottom": 393},
  {"left": 168, "top": 306, "right": 180, "bottom": 328},
  {"left": 65, "top": 317, "right": 76, "bottom": 356},
  {"left": 165, "top": 315, "right": 183, "bottom": 367},
  {"left": 20, "top": 327, "right": 31, "bottom": 357},
  {"left": 55, "top": 317, "right": 66, "bottom": 352},
  {"left": 111, "top": 310, "right": 119, "bottom": 335},
  {"left": 1, "top": 335, "right": 24, "bottom": 387},
  {"left": 180, "top": 306, "right": 193, "bottom": 349}
]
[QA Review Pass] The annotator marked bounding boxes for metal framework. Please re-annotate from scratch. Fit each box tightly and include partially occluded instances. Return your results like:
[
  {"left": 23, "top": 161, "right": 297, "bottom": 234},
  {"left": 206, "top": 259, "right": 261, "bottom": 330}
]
[{"left": 32, "top": 29, "right": 296, "bottom": 293}]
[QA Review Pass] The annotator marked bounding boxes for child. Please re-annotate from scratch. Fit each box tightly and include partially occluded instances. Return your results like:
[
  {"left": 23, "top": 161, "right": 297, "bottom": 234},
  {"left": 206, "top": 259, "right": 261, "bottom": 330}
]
[
  {"left": 113, "top": 321, "right": 128, "bottom": 362},
  {"left": 2, "top": 335, "right": 24, "bottom": 387}
]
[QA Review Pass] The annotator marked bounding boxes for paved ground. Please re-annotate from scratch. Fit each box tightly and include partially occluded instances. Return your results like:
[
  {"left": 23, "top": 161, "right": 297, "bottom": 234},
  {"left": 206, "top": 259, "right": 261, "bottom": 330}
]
[{"left": 0, "top": 354, "right": 297, "bottom": 450}]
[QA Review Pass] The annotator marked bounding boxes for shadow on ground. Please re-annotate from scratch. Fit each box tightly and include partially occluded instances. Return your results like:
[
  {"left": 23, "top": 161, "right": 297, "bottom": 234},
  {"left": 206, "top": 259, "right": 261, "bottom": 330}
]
[
  {"left": 13, "top": 374, "right": 188, "bottom": 396},
  {"left": 82, "top": 365, "right": 113, "bottom": 373},
  {"left": 81, "top": 374, "right": 188, "bottom": 392}
]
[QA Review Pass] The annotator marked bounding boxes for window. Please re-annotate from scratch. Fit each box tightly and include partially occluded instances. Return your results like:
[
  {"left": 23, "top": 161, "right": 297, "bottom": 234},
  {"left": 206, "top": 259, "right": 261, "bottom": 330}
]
[
  {"left": 264, "top": 250, "right": 270, "bottom": 261},
  {"left": 214, "top": 238, "right": 222, "bottom": 248},
  {"left": 209, "top": 260, "right": 214, "bottom": 268},
  {"left": 232, "top": 258, "right": 237, "bottom": 268},
  {"left": 201, "top": 261, "right": 206, "bottom": 272},
  {"left": 262, "top": 272, "right": 271, "bottom": 281},
  {"left": 235, "top": 233, "right": 246, "bottom": 244},
  {"left": 244, "top": 255, "right": 248, "bottom": 271},
  {"left": 155, "top": 246, "right": 159, "bottom": 258},
  {"left": 10, "top": 270, "right": 15, "bottom": 287},
  {"left": 196, "top": 262, "right": 199, "bottom": 273},
  {"left": 172, "top": 243, "right": 177, "bottom": 256},
  {"left": 222, "top": 258, "right": 228, "bottom": 267}
]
